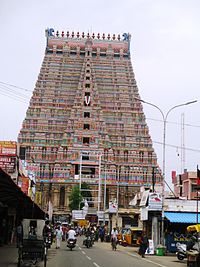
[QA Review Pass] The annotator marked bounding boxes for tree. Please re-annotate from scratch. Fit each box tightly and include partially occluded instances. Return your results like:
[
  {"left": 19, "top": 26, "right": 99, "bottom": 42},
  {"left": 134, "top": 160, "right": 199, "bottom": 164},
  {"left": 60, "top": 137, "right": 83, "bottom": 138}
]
[{"left": 69, "top": 185, "right": 83, "bottom": 211}]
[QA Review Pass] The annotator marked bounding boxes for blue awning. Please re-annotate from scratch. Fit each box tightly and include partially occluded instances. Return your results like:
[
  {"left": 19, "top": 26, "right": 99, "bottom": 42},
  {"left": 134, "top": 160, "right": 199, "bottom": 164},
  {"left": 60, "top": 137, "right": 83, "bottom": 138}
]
[{"left": 165, "top": 212, "right": 200, "bottom": 223}]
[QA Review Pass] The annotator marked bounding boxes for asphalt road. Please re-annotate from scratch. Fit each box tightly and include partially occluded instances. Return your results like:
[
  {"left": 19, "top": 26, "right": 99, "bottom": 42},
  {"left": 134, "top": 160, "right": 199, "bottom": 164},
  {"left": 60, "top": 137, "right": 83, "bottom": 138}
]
[{"left": 38, "top": 237, "right": 187, "bottom": 267}]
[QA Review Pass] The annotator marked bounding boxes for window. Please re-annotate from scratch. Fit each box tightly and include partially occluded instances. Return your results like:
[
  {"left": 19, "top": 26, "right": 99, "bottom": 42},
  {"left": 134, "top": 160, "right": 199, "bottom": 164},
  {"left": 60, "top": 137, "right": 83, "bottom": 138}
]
[
  {"left": 19, "top": 147, "right": 26, "bottom": 160},
  {"left": 84, "top": 112, "right": 90, "bottom": 118},
  {"left": 59, "top": 186, "right": 65, "bottom": 206},
  {"left": 84, "top": 124, "right": 90, "bottom": 130},
  {"left": 82, "top": 155, "right": 89, "bottom": 160},
  {"left": 83, "top": 137, "right": 90, "bottom": 144},
  {"left": 85, "top": 84, "right": 90, "bottom": 88}
]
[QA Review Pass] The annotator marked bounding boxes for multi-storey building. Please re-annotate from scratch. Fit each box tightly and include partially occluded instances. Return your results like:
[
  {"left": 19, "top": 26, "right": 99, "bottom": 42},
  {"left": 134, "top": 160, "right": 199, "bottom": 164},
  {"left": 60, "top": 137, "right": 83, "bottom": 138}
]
[
  {"left": 173, "top": 170, "right": 199, "bottom": 199},
  {"left": 18, "top": 29, "right": 162, "bottom": 219}
]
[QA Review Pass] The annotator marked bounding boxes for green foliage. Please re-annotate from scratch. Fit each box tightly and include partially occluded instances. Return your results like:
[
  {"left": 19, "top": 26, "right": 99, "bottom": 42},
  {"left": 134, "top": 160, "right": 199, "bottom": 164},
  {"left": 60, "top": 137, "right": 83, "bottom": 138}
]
[
  {"left": 69, "top": 183, "right": 93, "bottom": 211},
  {"left": 69, "top": 185, "right": 83, "bottom": 211}
]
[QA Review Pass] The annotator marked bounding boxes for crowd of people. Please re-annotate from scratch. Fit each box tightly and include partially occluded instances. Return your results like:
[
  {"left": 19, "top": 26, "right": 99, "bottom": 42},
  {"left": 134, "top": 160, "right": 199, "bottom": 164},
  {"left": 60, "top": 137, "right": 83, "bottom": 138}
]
[{"left": 13, "top": 219, "right": 150, "bottom": 257}]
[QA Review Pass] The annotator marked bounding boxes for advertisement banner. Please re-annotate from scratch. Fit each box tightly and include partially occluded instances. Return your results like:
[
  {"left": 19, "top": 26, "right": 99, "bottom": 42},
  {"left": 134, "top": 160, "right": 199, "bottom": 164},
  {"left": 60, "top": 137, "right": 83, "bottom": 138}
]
[
  {"left": 0, "top": 157, "right": 16, "bottom": 173},
  {"left": 0, "top": 141, "right": 17, "bottom": 156},
  {"left": 21, "top": 177, "right": 29, "bottom": 195},
  {"left": 109, "top": 201, "right": 118, "bottom": 213},
  {"left": 148, "top": 192, "right": 162, "bottom": 211}
]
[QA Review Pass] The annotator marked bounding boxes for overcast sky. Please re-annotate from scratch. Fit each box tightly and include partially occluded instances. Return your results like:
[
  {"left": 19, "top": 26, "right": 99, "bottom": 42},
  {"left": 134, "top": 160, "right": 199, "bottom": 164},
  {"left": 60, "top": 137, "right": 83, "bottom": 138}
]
[{"left": 0, "top": 0, "right": 200, "bottom": 189}]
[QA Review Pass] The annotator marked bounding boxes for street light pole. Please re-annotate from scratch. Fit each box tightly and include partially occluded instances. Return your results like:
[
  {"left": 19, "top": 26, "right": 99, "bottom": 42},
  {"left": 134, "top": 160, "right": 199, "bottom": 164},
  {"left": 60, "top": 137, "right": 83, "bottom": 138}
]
[{"left": 136, "top": 98, "right": 197, "bottom": 245}]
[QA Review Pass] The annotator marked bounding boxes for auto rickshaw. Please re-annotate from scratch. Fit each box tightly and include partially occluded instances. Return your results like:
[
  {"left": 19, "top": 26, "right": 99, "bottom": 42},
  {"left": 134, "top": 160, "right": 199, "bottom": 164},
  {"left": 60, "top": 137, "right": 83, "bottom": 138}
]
[
  {"left": 118, "top": 227, "right": 143, "bottom": 246},
  {"left": 186, "top": 224, "right": 200, "bottom": 267},
  {"left": 18, "top": 219, "right": 47, "bottom": 267}
]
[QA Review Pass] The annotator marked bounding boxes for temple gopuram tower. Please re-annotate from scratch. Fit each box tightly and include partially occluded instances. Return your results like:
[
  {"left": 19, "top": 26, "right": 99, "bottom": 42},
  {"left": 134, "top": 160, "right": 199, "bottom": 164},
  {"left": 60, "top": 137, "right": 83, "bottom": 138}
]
[{"left": 18, "top": 29, "right": 162, "bottom": 220}]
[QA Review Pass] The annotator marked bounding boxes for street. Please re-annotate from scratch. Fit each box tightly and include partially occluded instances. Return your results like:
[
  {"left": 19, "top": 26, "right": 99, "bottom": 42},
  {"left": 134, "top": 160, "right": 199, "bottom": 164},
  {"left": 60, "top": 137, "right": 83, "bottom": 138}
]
[{"left": 37, "top": 237, "right": 187, "bottom": 267}]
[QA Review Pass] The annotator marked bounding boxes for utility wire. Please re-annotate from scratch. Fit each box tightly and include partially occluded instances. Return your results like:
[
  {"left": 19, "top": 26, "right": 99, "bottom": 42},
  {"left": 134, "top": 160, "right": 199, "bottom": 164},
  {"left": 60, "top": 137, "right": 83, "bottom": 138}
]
[
  {"left": 153, "top": 140, "right": 200, "bottom": 153},
  {"left": 0, "top": 81, "right": 32, "bottom": 92},
  {"left": 0, "top": 85, "right": 30, "bottom": 99}
]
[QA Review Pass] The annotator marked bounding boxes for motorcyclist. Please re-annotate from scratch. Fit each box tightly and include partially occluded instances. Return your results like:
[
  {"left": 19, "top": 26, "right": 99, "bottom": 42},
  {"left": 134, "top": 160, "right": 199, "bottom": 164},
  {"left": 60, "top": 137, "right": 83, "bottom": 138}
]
[
  {"left": 67, "top": 225, "right": 76, "bottom": 243},
  {"left": 111, "top": 227, "right": 118, "bottom": 250}
]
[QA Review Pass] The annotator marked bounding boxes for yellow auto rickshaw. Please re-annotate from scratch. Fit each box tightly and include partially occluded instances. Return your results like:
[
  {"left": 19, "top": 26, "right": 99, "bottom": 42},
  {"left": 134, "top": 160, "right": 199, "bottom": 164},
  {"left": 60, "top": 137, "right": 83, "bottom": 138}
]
[
  {"left": 187, "top": 224, "right": 200, "bottom": 233},
  {"left": 118, "top": 227, "right": 143, "bottom": 246}
]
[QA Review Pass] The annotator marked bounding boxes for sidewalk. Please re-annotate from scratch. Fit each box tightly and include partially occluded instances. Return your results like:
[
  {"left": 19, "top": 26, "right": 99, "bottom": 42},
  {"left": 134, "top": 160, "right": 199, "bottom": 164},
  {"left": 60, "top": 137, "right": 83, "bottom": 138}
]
[{"left": 0, "top": 244, "right": 18, "bottom": 267}]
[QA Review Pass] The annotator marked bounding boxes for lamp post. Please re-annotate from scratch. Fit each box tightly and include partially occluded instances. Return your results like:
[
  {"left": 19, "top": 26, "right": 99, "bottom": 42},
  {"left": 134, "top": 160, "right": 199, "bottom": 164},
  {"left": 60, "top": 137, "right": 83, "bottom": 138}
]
[{"left": 136, "top": 98, "right": 197, "bottom": 245}]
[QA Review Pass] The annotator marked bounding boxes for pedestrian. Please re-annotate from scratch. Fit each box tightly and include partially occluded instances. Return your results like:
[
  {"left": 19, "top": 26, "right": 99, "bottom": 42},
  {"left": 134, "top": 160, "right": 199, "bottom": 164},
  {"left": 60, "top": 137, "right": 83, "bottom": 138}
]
[
  {"left": 16, "top": 221, "right": 23, "bottom": 248},
  {"left": 55, "top": 226, "right": 63, "bottom": 249},
  {"left": 138, "top": 231, "right": 149, "bottom": 258},
  {"left": 99, "top": 226, "right": 105, "bottom": 242}
]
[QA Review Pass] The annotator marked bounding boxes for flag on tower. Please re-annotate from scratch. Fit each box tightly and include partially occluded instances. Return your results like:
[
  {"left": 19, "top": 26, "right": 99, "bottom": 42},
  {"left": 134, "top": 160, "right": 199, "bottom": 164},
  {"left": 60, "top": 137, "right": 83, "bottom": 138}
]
[{"left": 197, "top": 165, "right": 200, "bottom": 185}]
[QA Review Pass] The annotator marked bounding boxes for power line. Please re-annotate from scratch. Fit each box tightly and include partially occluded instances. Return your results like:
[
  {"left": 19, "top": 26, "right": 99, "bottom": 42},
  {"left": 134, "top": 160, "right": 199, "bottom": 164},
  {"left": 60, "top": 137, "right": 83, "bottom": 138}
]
[
  {"left": 146, "top": 117, "right": 200, "bottom": 129},
  {"left": 0, "top": 81, "right": 32, "bottom": 92},
  {"left": 153, "top": 140, "right": 200, "bottom": 153}
]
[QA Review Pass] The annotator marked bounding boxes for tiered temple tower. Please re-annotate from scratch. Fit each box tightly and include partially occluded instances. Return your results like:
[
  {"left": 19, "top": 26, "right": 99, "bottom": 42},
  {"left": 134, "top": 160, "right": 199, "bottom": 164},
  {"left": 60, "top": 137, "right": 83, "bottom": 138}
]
[{"left": 18, "top": 29, "right": 162, "bottom": 218}]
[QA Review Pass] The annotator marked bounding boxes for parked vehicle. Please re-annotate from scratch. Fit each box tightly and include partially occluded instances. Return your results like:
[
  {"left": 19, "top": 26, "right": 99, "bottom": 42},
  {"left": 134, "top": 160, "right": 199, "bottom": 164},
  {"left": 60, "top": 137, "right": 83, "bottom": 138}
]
[
  {"left": 186, "top": 224, "right": 200, "bottom": 266},
  {"left": 67, "top": 239, "right": 76, "bottom": 251},
  {"left": 176, "top": 242, "right": 187, "bottom": 260},
  {"left": 17, "top": 219, "right": 47, "bottom": 267},
  {"left": 117, "top": 227, "right": 143, "bottom": 246}
]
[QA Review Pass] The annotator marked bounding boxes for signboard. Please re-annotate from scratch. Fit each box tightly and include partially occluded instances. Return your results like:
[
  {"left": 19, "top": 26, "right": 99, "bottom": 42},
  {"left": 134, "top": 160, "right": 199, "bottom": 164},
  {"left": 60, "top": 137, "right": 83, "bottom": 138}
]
[
  {"left": 109, "top": 201, "right": 118, "bottom": 213},
  {"left": 0, "top": 157, "right": 16, "bottom": 173},
  {"left": 0, "top": 141, "right": 17, "bottom": 156},
  {"left": 140, "top": 190, "right": 149, "bottom": 207},
  {"left": 140, "top": 207, "right": 148, "bottom": 221},
  {"left": 21, "top": 177, "right": 29, "bottom": 195},
  {"left": 148, "top": 192, "right": 162, "bottom": 211},
  {"left": 72, "top": 210, "right": 85, "bottom": 220},
  {"left": 146, "top": 239, "right": 154, "bottom": 255}
]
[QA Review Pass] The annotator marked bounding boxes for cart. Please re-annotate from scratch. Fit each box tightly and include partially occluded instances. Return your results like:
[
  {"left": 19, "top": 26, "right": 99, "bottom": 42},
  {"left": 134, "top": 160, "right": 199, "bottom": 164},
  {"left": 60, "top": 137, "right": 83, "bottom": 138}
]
[{"left": 18, "top": 219, "right": 47, "bottom": 267}]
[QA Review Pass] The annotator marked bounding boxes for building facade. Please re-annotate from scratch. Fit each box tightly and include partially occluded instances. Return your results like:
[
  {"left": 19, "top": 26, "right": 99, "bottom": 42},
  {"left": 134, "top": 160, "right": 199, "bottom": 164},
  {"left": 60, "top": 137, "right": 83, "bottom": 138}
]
[
  {"left": 173, "top": 170, "right": 199, "bottom": 200},
  {"left": 18, "top": 29, "right": 162, "bottom": 218}
]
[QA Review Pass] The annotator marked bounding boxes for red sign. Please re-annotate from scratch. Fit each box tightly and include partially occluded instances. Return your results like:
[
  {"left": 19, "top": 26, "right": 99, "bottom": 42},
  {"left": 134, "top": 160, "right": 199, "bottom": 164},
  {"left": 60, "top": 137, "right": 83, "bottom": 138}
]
[{"left": 21, "top": 177, "right": 29, "bottom": 195}]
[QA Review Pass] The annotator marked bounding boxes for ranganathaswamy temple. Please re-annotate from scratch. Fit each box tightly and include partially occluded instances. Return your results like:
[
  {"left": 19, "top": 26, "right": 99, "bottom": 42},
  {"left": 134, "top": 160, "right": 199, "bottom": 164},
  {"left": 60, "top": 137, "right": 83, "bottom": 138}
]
[{"left": 18, "top": 29, "right": 162, "bottom": 220}]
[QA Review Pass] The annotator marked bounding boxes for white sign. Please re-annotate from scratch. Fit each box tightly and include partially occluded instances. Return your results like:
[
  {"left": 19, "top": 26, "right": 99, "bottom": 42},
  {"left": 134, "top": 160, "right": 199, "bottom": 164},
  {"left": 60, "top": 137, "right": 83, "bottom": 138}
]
[
  {"left": 146, "top": 239, "right": 154, "bottom": 255},
  {"left": 140, "top": 207, "right": 148, "bottom": 221},
  {"left": 148, "top": 192, "right": 162, "bottom": 211},
  {"left": 140, "top": 190, "right": 149, "bottom": 206},
  {"left": 109, "top": 201, "right": 118, "bottom": 213}
]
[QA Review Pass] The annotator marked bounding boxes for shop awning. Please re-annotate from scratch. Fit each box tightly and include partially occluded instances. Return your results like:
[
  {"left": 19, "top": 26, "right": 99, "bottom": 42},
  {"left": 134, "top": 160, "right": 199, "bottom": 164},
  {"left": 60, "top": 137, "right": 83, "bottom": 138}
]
[
  {"left": 0, "top": 168, "right": 45, "bottom": 219},
  {"left": 165, "top": 211, "right": 200, "bottom": 223}
]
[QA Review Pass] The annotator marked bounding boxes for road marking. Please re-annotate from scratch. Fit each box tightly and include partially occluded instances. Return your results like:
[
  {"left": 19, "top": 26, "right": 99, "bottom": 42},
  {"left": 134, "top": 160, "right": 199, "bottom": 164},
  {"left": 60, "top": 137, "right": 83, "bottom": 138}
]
[
  {"left": 143, "top": 258, "right": 167, "bottom": 267},
  {"left": 126, "top": 252, "right": 167, "bottom": 267},
  {"left": 86, "top": 256, "right": 91, "bottom": 260},
  {"left": 82, "top": 251, "right": 86, "bottom": 255},
  {"left": 93, "top": 262, "right": 101, "bottom": 267}
]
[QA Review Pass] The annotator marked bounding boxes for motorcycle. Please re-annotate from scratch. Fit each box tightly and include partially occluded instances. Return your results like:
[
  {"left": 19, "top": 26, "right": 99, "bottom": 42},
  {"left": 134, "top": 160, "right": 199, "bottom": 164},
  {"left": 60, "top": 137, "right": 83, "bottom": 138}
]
[
  {"left": 83, "top": 235, "right": 92, "bottom": 248},
  {"left": 176, "top": 243, "right": 187, "bottom": 260},
  {"left": 67, "top": 239, "right": 76, "bottom": 251},
  {"left": 111, "top": 238, "right": 117, "bottom": 251}
]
